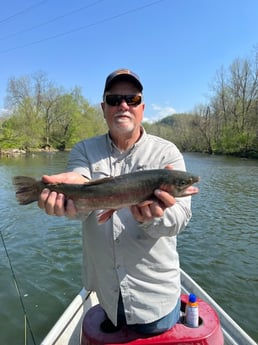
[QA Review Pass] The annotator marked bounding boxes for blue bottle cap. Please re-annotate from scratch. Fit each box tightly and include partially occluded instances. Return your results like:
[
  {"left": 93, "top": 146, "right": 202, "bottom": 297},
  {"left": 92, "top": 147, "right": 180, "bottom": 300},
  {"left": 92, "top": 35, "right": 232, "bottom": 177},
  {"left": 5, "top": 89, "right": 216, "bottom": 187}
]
[{"left": 189, "top": 293, "right": 197, "bottom": 302}]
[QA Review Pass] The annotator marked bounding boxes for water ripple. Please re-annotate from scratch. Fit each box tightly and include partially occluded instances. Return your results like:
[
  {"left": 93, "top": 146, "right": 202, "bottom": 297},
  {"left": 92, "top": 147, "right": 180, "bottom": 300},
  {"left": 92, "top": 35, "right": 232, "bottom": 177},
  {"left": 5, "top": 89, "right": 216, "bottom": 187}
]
[{"left": 1, "top": 152, "right": 258, "bottom": 343}]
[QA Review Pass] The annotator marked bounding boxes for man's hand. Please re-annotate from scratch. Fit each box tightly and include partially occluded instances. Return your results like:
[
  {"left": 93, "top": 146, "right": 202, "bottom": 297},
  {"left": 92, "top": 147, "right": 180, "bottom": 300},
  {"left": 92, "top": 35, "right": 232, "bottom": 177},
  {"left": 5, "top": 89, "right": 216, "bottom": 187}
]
[
  {"left": 130, "top": 165, "right": 176, "bottom": 223},
  {"left": 38, "top": 172, "right": 88, "bottom": 217},
  {"left": 130, "top": 189, "right": 176, "bottom": 223}
]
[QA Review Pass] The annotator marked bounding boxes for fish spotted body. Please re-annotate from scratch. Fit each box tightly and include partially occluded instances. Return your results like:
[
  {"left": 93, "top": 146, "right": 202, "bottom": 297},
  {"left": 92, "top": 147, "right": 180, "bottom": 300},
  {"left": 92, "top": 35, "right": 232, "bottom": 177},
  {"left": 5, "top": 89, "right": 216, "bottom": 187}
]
[{"left": 13, "top": 169, "right": 199, "bottom": 223}]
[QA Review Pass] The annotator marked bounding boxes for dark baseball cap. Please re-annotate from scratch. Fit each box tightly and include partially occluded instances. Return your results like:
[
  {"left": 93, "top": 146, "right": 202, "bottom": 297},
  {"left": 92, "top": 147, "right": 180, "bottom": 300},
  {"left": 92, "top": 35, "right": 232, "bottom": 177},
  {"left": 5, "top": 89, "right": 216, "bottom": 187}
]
[{"left": 104, "top": 69, "right": 143, "bottom": 93}]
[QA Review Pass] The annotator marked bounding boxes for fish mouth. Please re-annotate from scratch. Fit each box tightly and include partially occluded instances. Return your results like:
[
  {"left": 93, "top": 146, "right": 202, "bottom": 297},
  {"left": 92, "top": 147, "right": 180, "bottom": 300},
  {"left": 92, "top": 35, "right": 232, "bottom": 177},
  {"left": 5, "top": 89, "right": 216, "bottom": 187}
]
[
  {"left": 178, "top": 176, "right": 200, "bottom": 196},
  {"left": 181, "top": 185, "right": 199, "bottom": 196}
]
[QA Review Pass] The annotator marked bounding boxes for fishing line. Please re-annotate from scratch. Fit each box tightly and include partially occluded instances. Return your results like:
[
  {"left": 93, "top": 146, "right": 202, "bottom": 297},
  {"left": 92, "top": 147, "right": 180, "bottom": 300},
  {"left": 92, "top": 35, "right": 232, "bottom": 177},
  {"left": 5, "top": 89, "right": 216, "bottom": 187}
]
[{"left": 0, "top": 231, "right": 37, "bottom": 345}]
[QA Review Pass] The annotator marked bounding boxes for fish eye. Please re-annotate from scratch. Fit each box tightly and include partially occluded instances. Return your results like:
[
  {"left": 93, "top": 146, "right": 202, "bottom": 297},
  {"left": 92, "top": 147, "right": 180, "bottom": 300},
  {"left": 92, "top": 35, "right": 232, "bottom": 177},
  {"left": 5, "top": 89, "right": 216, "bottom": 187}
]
[{"left": 179, "top": 180, "right": 188, "bottom": 186}]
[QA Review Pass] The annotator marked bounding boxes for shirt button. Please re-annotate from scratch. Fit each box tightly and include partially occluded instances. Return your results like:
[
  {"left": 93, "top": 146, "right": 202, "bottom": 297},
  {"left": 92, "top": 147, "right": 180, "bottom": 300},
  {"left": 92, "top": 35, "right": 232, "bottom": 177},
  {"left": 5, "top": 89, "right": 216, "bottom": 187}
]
[{"left": 115, "top": 238, "right": 120, "bottom": 243}]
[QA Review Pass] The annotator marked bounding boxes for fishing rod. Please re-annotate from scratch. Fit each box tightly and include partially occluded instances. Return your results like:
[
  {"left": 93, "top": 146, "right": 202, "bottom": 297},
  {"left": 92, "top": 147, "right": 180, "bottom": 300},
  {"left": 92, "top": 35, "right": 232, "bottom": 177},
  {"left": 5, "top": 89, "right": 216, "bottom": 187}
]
[{"left": 0, "top": 230, "right": 37, "bottom": 345}]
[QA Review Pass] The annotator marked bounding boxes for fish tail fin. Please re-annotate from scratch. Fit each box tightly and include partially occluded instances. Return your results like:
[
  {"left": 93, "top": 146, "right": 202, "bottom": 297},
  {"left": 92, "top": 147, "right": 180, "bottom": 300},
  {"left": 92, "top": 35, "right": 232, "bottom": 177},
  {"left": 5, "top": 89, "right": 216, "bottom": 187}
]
[{"left": 13, "top": 176, "right": 42, "bottom": 205}]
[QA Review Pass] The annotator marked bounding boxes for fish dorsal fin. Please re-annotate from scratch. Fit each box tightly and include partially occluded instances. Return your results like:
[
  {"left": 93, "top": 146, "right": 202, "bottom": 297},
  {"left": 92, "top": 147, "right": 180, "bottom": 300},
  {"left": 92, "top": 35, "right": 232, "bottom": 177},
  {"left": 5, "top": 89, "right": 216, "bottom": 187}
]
[{"left": 85, "top": 176, "right": 114, "bottom": 186}]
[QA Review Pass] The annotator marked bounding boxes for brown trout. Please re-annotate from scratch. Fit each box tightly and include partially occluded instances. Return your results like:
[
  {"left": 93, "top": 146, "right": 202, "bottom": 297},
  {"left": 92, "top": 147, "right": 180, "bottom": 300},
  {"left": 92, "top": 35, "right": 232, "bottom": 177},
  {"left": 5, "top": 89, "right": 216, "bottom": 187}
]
[{"left": 13, "top": 169, "right": 199, "bottom": 223}]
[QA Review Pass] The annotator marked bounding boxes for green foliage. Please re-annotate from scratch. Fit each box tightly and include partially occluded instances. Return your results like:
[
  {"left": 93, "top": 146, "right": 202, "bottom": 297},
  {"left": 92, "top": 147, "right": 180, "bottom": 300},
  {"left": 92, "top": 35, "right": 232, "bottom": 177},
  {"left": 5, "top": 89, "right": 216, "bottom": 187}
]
[
  {"left": 1, "top": 53, "right": 258, "bottom": 159},
  {"left": 1, "top": 74, "right": 107, "bottom": 150}
]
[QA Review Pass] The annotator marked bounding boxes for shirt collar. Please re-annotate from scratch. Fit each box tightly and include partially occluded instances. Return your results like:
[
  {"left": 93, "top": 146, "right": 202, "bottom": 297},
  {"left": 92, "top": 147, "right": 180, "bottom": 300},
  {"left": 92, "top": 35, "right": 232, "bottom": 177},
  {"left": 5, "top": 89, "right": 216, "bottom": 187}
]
[{"left": 106, "top": 126, "right": 146, "bottom": 154}]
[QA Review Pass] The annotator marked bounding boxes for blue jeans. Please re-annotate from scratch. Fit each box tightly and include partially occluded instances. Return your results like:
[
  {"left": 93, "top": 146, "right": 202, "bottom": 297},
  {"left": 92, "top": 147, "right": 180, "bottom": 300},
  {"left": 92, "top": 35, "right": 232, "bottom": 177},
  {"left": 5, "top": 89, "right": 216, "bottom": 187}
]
[{"left": 117, "top": 293, "right": 181, "bottom": 335}]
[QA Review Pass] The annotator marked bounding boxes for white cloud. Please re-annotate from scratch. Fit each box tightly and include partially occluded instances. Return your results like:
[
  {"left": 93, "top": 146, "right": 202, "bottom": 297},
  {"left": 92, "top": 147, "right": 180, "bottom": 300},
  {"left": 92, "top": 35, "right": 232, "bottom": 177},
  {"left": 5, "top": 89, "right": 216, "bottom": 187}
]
[
  {"left": 144, "top": 103, "right": 176, "bottom": 123},
  {"left": 0, "top": 108, "right": 10, "bottom": 117},
  {"left": 151, "top": 104, "right": 176, "bottom": 117}
]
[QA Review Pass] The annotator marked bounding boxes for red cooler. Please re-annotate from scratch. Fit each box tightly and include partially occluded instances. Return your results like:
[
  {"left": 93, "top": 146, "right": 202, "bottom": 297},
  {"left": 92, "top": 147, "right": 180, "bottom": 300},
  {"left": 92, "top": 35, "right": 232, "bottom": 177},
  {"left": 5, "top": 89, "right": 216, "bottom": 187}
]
[{"left": 81, "top": 294, "right": 224, "bottom": 345}]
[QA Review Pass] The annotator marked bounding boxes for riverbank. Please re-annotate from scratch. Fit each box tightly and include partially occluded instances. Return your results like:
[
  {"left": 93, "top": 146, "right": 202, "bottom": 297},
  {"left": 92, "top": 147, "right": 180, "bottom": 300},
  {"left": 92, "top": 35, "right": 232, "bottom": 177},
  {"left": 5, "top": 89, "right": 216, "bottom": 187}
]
[
  {"left": 1, "top": 147, "right": 258, "bottom": 160},
  {"left": 0, "top": 147, "right": 61, "bottom": 157}
]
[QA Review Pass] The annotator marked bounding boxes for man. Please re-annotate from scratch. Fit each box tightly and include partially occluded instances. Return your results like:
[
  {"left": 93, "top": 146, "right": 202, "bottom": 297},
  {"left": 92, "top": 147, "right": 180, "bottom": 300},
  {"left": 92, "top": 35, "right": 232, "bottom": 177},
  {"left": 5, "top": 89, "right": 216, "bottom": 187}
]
[{"left": 38, "top": 69, "right": 193, "bottom": 334}]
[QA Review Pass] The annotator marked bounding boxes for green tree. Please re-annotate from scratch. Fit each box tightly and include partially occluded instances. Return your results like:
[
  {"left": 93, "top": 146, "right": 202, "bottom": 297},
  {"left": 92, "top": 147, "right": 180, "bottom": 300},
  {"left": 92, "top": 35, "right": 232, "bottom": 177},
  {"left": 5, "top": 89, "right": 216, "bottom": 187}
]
[
  {"left": 209, "top": 50, "right": 258, "bottom": 155},
  {"left": 3, "top": 72, "right": 107, "bottom": 150}
]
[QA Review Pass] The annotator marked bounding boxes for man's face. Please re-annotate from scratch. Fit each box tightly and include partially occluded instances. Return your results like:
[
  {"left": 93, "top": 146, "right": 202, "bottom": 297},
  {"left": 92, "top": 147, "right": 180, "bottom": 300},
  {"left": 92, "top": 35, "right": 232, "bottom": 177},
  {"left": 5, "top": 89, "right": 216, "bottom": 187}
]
[{"left": 101, "top": 81, "right": 145, "bottom": 136}]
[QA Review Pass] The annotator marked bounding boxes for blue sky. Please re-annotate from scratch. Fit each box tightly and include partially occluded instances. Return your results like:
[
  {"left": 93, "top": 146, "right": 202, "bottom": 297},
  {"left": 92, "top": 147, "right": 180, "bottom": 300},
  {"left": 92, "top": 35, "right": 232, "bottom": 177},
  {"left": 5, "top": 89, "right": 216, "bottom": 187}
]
[{"left": 0, "top": 0, "right": 257, "bottom": 122}]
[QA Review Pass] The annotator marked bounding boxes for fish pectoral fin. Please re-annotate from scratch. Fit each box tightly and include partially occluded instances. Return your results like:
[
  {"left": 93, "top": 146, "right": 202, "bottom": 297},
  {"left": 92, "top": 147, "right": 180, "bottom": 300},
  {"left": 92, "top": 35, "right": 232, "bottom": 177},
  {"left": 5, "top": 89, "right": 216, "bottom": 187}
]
[
  {"left": 97, "top": 209, "right": 116, "bottom": 224},
  {"left": 136, "top": 199, "right": 155, "bottom": 207}
]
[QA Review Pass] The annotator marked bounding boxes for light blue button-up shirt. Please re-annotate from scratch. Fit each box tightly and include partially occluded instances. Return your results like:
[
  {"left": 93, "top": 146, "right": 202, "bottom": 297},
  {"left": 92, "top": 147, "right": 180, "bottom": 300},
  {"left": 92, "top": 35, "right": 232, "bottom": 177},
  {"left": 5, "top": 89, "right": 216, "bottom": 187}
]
[{"left": 67, "top": 128, "right": 192, "bottom": 325}]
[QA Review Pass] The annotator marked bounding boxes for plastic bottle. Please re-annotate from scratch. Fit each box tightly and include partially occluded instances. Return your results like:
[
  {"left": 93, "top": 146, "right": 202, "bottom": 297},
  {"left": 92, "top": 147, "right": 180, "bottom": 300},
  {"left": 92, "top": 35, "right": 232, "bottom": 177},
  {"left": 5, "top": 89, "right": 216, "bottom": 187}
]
[{"left": 185, "top": 293, "right": 199, "bottom": 328}]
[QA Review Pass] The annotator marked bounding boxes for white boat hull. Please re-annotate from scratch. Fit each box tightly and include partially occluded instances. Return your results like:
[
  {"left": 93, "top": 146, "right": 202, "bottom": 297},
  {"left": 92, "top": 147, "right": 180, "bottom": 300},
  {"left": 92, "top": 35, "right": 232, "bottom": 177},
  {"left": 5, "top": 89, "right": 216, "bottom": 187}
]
[{"left": 41, "top": 269, "right": 257, "bottom": 345}]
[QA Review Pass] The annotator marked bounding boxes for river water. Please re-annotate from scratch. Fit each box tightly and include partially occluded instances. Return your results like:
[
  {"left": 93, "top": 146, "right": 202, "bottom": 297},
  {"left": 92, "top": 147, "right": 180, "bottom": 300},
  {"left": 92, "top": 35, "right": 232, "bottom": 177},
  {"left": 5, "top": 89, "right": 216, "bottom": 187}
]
[{"left": 0, "top": 151, "right": 257, "bottom": 345}]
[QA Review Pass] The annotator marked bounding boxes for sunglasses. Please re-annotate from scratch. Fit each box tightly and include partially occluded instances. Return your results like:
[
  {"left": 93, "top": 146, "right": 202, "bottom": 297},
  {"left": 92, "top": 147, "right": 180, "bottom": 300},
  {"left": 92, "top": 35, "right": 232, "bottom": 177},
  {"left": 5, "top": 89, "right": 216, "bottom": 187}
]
[{"left": 105, "top": 94, "right": 142, "bottom": 107}]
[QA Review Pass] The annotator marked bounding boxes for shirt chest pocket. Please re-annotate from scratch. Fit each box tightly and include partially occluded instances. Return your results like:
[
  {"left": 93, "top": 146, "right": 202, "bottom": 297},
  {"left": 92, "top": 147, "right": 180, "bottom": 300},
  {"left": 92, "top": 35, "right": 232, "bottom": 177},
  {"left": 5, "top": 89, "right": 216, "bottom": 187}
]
[{"left": 90, "top": 161, "right": 111, "bottom": 180}]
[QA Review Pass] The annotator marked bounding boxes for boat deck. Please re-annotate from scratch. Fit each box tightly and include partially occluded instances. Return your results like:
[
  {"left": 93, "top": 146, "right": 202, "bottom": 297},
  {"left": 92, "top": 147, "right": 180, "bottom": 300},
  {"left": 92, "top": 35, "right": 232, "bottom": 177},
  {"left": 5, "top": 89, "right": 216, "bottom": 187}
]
[
  {"left": 41, "top": 290, "right": 98, "bottom": 345},
  {"left": 41, "top": 270, "right": 257, "bottom": 345}
]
